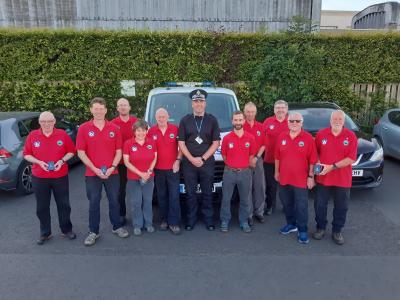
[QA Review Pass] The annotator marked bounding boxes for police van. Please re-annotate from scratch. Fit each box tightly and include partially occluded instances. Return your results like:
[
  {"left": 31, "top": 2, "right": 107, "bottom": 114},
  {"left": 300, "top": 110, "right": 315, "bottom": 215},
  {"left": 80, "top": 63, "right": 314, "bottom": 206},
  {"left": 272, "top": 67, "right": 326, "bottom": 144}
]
[{"left": 144, "top": 82, "right": 240, "bottom": 196}]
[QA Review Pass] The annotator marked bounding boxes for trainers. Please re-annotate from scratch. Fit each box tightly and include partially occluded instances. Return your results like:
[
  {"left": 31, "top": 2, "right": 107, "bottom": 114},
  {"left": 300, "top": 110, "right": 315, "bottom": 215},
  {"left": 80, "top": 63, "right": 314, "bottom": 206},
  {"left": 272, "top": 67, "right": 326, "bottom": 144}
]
[
  {"left": 298, "top": 231, "right": 310, "bottom": 244},
  {"left": 312, "top": 229, "right": 325, "bottom": 240},
  {"left": 248, "top": 217, "right": 254, "bottom": 227},
  {"left": 133, "top": 227, "right": 142, "bottom": 236},
  {"left": 159, "top": 221, "right": 168, "bottom": 231},
  {"left": 84, "top": 232, "right": 99, "bottom": 246},
  {"left": 61, "top": 231, "right": 77, "bottom": 240},
  {"left": 280, "top": 224, "right": 298, "bottom": 235},
  {"left": 265, "top": 207, "right": 273, "bottom": 216},
  {"left": 168, "top": 225, "right": 181, "bottom": 235},
  {"left": 220, "top": 221, "right": 229, "bottom": 232},
  {"left": 255, "top": 214, "right": 265, "bottom": 223},
  {"left": 112, "top": 227, "right": 130, "bottom": 238},
  {"left": 146, "top": 226, "right": 155, "bottom": 233},
  {"left": 332, "top": 232, "right": 344, "bottom": 245},
  {"left": 36, "top": 234, "right": 52, "bottom": 245},
  {"left": 240, "top": 222, "right": 252, "bottom": 233}
]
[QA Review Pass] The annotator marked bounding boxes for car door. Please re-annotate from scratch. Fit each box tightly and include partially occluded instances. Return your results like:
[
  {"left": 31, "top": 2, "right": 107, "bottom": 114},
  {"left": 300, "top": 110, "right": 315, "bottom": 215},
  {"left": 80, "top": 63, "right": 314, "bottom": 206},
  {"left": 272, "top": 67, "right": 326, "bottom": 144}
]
[{"left": 384, "top": 110, "right": 400, "bottom": 158}]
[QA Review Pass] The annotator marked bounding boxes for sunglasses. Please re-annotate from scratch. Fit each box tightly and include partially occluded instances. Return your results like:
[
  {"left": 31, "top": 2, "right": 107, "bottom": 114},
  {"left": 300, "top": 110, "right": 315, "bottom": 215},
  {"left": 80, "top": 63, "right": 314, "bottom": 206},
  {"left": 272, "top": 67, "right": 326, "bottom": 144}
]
[{"left": 288, "top": 120, "right": 302, "bottom": 123}]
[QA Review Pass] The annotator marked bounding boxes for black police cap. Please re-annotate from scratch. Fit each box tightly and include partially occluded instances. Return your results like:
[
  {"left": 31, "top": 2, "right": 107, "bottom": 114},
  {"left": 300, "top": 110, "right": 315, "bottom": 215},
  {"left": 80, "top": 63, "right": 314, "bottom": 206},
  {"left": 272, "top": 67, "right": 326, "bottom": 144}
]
[{"left": 189, "top": 89, "right": 208, "bottom": 100}]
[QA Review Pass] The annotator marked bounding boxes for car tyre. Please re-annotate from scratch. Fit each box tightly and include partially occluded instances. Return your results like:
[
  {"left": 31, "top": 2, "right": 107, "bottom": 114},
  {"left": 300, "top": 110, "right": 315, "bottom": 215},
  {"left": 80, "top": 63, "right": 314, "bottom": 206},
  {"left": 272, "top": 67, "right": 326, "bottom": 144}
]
[{"left": 16, "top": 161, "right": 33, "bottom": 195}]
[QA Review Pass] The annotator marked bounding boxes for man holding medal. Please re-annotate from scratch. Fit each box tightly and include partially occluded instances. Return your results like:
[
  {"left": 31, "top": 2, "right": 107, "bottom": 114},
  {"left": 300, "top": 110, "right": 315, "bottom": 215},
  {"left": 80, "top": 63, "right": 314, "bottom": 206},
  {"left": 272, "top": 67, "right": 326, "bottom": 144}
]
[{"left": 178, "top": 89, "right": 221, "bottom": 231}]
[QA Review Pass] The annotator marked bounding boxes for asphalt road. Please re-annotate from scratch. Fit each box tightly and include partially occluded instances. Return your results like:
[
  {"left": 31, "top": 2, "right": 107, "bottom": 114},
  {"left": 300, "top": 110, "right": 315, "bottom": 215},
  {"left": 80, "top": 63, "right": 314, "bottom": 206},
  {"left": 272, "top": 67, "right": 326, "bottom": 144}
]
[{"left": 1, "top": 158, "right": 400, "bottom": 300}]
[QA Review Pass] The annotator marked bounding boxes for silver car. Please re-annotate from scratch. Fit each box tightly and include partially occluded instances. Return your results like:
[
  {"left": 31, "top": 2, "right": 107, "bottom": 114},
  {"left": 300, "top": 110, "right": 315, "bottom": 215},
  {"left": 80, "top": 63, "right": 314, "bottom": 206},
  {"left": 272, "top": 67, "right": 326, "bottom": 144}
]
[
  {"left": 373, "top": 108, "right": 400, "bottom": 160},
  {"left": 0, "top": 112, "right": 79, "bottom": 195}
]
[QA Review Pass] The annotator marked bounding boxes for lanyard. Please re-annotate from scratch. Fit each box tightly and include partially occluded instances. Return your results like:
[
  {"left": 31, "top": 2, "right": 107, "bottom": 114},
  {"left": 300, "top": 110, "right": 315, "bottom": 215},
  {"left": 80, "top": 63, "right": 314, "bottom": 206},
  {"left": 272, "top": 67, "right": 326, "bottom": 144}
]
[{"left": 193, "top": 115, "right": 204, "bottom": 135}]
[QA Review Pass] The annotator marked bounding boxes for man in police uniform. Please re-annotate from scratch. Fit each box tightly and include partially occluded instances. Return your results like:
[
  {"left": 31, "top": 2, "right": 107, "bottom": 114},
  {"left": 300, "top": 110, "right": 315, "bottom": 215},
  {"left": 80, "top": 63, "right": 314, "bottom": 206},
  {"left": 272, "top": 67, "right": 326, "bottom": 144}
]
[
  {"left": 220, "top": 111, "right": 255, "bottom": 233},
  {"left": 313, "top": 110, "right": 358, "bottom": 245},
  {"left": 178, "top": 89, "right": 221, "bottom": 231}
]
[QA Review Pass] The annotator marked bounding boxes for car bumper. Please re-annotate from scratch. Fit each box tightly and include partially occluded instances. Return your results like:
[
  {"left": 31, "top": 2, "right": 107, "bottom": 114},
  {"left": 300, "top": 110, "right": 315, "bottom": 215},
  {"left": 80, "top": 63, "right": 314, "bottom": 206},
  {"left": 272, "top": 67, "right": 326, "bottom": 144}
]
[
  {"left": 351, "top": 160, "right": 384, "bottom": 189},
  {"left": 0, "top": 164, "right": 17, "bottom": 191}
]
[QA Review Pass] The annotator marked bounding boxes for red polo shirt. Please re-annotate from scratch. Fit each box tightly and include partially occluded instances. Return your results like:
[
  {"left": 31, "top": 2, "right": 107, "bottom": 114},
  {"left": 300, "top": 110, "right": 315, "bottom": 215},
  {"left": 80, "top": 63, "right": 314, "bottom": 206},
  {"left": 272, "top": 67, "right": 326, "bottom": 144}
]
[
  {"left": 111, "top": 115, "right": 137, "bottom": 163},
  {"left": 221, "top": 131, "right": 256, "bottom": 169},
  {"left": 123, "top": 138, "right": 157, "bottom": 180},
  {"left": 263, "top": 116, "right": 288, "bottom": 163},
  {"left": 275, "top": 130, "right": 317, "bottom": 188},
  {"left": 76, "top": 120, "right": 122, "bottom": 176},
  {"left": 315, "top": 127, "right": 358, "bottom": 188},
  {"left": 243, "top": 120, "right": 265, "bottom": 153},
  {"left": 147, "top": 123, "right": 178, "bottom": 170},
  {"left": 23, "top": 128, "right": 75, "bottom": 178}
]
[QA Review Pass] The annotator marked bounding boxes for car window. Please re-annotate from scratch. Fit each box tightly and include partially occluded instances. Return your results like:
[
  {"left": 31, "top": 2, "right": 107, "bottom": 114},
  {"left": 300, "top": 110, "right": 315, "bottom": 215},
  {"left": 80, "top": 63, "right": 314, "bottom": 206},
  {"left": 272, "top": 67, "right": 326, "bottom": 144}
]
[
  {"left": 148, "top": 93, "right": 236, "bottom": 132},
  {"left": 18, "top": 121, "right": 30, "bottom": 138},
  {"left": 23, "top": 117, "right": 40, "bottom": 132},
  {"left": 388, "top": 111, "right": 400, "bottom": 127},
  {"left": 56, "top": 118, "right": 73, "bottom": 134},
  {"left": 290, "top": 109, "right": 359, "bottom": 133}
]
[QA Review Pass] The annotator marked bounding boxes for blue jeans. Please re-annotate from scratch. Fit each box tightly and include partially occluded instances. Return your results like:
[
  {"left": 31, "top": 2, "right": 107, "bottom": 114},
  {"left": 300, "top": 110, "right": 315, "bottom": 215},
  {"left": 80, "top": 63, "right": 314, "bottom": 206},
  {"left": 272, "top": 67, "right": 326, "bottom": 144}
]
[
  {"left": 315, "top": 184, "right": 350, "bottom": 233},
  {"left": 154, "top": 169, "right": 181, "bottom": 225},
  {"left": 85, "top": 174, "right": 122, "bottom": 234},
  {"left": 127, "top": 178, "right": 154, "bottom": 228},
  {"left": 279, "top": 184, "right": 308, "bottom": 232}
]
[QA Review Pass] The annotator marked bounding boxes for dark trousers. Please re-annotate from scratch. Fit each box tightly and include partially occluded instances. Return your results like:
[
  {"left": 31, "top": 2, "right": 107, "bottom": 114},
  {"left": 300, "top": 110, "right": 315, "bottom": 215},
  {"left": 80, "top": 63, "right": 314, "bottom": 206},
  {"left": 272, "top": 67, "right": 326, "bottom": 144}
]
[
  {"left": 32, "top": 175, "right": 72, "bottom": 236},
  {"left": 117, "top": 164, "right": 127, "bottom": 218},
  {"left": 85, "top": 174, "right": 122, "bottom": 234},
  {"left": 154, "top": 169, "right": 181, "bottom": 225},
  {"left": 315, "top": 184, "right": 350, "bottom": 233},
  {"left": 279, "top": 184, "right": 308, "bottom": 232},
  {"left": 182, "top": 158, "right": 214, "bottom": 226},
  {"left": 264, "top": 162, "right": 278, "bottom": 210}
]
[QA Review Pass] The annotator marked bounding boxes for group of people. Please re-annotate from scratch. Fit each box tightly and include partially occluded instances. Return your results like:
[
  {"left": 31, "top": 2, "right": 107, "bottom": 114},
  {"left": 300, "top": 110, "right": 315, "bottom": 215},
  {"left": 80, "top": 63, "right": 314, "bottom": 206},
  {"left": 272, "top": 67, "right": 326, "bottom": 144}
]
[{"left": 23, "top": 89, "right": 357, "bottom": 247}]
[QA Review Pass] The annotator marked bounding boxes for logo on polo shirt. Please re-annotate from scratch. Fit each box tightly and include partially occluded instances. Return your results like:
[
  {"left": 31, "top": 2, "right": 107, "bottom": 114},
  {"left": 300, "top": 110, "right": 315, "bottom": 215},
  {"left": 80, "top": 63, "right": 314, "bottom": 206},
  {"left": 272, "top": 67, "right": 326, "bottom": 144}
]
[
  {"left": 269, "top": 125, "right": 275, "bottom": 130},
  {"left": 229, "top": 143, "right": 234, "bottom": 149},
  {"left": 88, "top": 131, "right": 95, "bottom": 137},
  {"left": 109, "top": 131, "right": 115, "bottom": 138},
  {"left": 282, "top": 139, "right": 286, "bottom": 145},
  {"left": 34, "top": 141, "right": 40, "bottom": 148},
  {"left": 169, "top": 133, "right": 175, "bottom": 139},
  {"left": 298, "top": 141, "right": 305, "bottom": 147},
  {"left": 147, "top": 145, "right": 153, "bottom": 150},
  {"left": 131, "top": 146, "right": 137, "bottom": 152},
  {"left": 322, "top": 139, "right": 328, "bottom": 145},
  {"left": 153, "top": 134, "right": 157, "bottom": 140},
  {"left": 343, "top": 139, "right": 349, "bottom": 146},
  {"left": 256, "top": 131, "right": 261, "bottom": 136},
  {"left": 245, "top": 142, "right": 250, "bottom": 148},
  {"left": 57, "top": 140, "right": 63, "bottom": 146}
]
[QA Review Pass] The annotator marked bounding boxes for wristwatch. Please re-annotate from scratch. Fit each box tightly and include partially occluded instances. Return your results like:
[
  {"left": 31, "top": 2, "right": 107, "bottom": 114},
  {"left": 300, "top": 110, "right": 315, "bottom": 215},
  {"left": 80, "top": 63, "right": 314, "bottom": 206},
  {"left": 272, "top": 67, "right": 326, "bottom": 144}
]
[
  {"left": 201, "top": 157, "right": 206, "bottom": 162},
  {"left": 332, "top": 163, "right": 338, "bottom": 170}
]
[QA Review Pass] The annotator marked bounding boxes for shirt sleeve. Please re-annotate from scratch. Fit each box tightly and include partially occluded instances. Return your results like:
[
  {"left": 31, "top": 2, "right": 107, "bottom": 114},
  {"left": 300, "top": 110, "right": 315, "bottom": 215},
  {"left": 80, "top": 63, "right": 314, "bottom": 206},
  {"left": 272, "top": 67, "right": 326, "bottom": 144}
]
[
  {"left": 274, "top": 135, "right": 281, "bottom": 160},
  {"left": 347, "top": 132, "right": 358, "bottom": 161},
  {"left": 115, "top": 128, "right": 122, "bottom": 150},
  {"left": 308, "top": 135, "right": 318, "bottom": 165},
  {"left": 123, "top": 140, "right": 131, "bottom": 155},
  {"left": 250, "top": 136, "right": 257, "bottom": 156},
  {"left": 315, "top": 131, "right": 321, "bottom": 154},
  {"left": 177, "top": 118, "right": 186, "bottom": 142},
  {"left": 23, "top": 133, "right": 33, "bottom": 156},
  {"left": 211, "top": 117, "right": 221, "bottom": 141},
  {"left": 75, "top": 126, "right": 86, "bottom": 151},
  {"left": 221, "top": 136, "right": 227, "bottom": 157}
]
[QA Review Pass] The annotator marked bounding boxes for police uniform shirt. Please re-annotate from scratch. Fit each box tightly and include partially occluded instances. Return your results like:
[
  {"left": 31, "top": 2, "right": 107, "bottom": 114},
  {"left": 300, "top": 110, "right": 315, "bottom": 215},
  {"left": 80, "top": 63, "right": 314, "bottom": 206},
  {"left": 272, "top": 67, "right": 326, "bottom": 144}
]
[{"left": 178, "top": 113, "right": 221, "bottom": 157}]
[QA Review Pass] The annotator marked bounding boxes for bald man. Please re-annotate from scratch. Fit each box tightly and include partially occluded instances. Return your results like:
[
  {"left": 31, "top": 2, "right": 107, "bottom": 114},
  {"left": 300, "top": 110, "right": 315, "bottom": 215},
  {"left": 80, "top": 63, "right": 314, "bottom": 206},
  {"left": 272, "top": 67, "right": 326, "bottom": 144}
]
[
  {"left": 148, "top": 108, "right": 182, "bottom": 234},
  {"left": 111, "top": 98, "right": 137, "bottom": 225},
  {"left": 23, "top": 111, "right": 76, "bottom": 245},
  {"left": 313, "top": 110, "right": 358, "bottom": 245}
]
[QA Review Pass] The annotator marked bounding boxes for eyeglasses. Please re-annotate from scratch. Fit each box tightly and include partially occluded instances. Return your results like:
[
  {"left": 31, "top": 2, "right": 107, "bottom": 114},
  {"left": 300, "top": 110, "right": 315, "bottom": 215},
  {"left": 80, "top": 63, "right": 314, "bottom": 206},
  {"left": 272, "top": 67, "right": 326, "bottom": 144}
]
[
  {"left": 39, "top": 120, "right": 55, "bottom": 124},
  {"left": 288, "top": 120, "right": 302, "bottom": 123}
]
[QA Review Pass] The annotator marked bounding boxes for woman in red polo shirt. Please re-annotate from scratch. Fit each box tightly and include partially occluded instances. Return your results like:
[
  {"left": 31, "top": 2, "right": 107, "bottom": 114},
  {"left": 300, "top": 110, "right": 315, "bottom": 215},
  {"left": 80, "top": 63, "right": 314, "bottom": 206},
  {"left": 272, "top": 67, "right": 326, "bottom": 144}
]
[{"left": 123, "top": 119, "right": 157, "bottom": 236}]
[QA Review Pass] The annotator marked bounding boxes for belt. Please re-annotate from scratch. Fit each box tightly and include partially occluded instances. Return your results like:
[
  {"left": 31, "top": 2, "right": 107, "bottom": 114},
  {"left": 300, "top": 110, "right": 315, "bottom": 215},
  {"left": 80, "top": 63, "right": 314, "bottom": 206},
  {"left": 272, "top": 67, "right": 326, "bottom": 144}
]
[{"left": 225, "top": 166, "right": 249, "bottom": 172}]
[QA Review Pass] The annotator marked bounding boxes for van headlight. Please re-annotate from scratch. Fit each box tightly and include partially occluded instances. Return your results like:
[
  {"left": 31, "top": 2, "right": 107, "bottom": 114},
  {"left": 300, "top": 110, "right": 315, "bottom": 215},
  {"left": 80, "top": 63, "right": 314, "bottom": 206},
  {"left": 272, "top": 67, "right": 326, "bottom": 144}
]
[{"left": 369, "top": 147, "right": 383, "bottom": 162}]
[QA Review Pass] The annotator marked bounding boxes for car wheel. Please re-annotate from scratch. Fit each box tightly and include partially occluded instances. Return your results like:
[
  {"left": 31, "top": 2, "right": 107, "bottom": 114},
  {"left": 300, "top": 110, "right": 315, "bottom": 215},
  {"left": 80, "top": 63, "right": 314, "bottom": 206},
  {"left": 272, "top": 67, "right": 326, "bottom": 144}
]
[{"left": 16, "top": 162, "right": 33, "bottom": 195}]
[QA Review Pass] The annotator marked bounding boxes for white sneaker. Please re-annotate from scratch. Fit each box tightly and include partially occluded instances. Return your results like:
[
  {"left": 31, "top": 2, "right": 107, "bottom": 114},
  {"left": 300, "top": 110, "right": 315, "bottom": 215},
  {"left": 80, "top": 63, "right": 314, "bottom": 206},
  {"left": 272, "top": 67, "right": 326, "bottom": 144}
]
[
  {"left": 112, "top": 227, "right": 130, "bottom": 238},
  {"left": 133, "top": 227, "right": 142, "bottom": 236},
  {"left": 84, "top": 232, "right": 99, "bottom": 246},
  {"left": 146, "top": 226, "right": 155, "bottom": 233}
]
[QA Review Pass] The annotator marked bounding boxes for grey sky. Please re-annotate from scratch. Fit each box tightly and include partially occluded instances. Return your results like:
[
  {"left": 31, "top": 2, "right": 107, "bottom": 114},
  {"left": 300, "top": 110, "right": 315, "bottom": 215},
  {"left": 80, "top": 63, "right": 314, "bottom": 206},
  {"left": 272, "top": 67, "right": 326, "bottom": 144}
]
[{"left": 322, "top": 0, "right": 397, "bottom": 11}]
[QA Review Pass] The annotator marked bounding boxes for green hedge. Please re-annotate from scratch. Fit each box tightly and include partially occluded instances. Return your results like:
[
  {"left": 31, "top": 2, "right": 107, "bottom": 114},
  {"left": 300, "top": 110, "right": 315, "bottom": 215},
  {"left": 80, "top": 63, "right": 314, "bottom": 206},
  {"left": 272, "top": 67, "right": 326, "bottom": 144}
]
[{"left": 1, "top": 29, "right": 400, "bottom": 125}]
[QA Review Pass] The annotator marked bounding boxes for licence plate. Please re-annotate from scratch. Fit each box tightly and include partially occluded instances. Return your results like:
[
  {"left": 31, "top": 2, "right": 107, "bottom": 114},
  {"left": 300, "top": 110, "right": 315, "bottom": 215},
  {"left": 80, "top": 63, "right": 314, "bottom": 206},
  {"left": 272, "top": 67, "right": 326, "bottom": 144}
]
[
  {"left": 352, "top": 169, "right": 364, "bottom": 177},
  {"left": 179, "top": 183, "right": 219, "bottom": 194}
]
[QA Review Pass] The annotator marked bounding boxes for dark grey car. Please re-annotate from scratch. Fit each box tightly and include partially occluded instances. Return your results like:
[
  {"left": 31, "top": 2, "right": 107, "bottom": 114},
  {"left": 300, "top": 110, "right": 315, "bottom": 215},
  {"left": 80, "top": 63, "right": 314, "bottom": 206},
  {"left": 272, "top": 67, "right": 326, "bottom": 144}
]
[
  {"left": 373, "top": 108, "right": 400, "bottom": 160},
  {"left": 0, "top": 112, "right": 79, "bottom": 195}
]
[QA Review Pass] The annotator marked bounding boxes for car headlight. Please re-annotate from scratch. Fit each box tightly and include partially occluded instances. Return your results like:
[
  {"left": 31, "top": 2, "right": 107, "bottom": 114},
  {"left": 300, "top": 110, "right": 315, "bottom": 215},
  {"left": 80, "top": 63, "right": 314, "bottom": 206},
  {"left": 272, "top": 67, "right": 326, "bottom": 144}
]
[{"left": 369, "top": 147, "right": 383, "bottom": 162}]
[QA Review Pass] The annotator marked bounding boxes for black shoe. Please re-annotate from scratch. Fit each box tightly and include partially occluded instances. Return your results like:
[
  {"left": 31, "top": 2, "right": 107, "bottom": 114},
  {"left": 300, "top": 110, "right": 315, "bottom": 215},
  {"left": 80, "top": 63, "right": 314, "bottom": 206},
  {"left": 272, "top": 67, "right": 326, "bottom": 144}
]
[
  {"left": 61, "top": 231, "right": 77, "bottom": 240},
  {"left": 206, "top": 225, "right": 215, "bottom": 231},
  {"left": 248, "top": 217, "right": 254, "bottom": 227},
  {"left": 185, "top": 225, "right": 194, "bottom": 231},
  {"left": 255, "top": 214, "right": 265, "bottom": 223},
  {"left": 36, "top": 234, "right": 52, "bottom": 245},
  {"left": 265, "top": 207, "right": 273, "bottom": 216}
]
